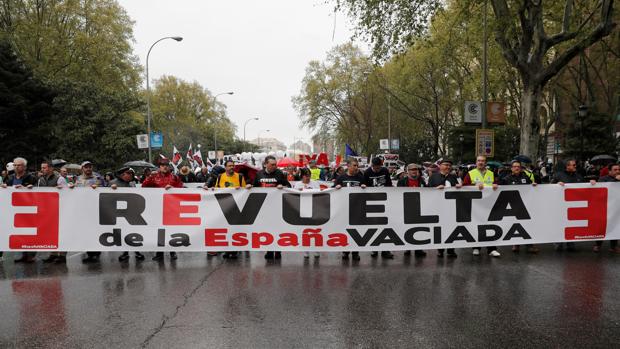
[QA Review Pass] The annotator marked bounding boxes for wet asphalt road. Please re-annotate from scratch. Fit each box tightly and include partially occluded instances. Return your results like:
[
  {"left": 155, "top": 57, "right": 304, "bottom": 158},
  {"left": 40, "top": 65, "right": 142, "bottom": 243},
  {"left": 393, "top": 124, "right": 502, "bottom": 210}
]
[{"left": 0, "top": 245, "right": 618, "bottom": 349}]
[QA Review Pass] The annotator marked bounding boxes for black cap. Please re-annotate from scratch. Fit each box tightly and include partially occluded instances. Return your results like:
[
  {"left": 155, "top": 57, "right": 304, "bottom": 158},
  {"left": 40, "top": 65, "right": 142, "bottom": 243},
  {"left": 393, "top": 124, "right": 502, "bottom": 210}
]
[
  {"left": 440, "top": 159, "right": 453, "bottom": 165},
  {"left": 116, "top": 166, "right": 135, "bottom": 175}
]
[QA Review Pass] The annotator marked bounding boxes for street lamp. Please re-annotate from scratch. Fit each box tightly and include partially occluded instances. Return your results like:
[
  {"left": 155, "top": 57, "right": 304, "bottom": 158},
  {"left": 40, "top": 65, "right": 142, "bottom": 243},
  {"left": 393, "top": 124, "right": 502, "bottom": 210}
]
[
  {"left": 146, "top": 36, "right": 183, "bottom": 164},
  {"left": 458, "top": 134, "right": 464, "bottom": 164},
  {"left": 243, "top": 117, "right": 259, "bottom": 152},
  {"left": 212, "top": 91, "right": 234, "bottom": 163},
  {"left": 578, "top": 105, "right": 588, "bottom": 164},
  {"left": 258, "top": 129, "right": 270, "bottom": 151}
]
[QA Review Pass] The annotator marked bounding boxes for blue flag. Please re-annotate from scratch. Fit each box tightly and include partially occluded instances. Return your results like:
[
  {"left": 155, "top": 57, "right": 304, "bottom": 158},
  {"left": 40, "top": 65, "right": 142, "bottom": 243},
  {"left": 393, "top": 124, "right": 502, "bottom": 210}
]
[{"left": 345, "top": 144, "right": 358, "bottom": 157}]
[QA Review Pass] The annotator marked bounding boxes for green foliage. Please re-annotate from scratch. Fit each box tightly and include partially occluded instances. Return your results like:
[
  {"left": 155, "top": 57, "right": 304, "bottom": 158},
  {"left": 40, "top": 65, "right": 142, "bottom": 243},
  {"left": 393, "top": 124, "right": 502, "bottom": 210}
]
[
  {"left": 563, "top": 111, "right": 618, "bottom": 162},
  {"left": 149, "top": 75, "right": 236, "bottom": 156},
  {"left": 50, "top": 79, "right": 145, "bottom": 172},
  {"left": 334, "top": 0, "right": 442, "bottom": 60},
  {"left": 0, "top": 40, "right": 56, "bottom": 167},
  {"left": 0, "top": 0, "right": 142, "bottom": 91},
  {"left": 293, "top": 43, "right": 380, "bottom": 155}
]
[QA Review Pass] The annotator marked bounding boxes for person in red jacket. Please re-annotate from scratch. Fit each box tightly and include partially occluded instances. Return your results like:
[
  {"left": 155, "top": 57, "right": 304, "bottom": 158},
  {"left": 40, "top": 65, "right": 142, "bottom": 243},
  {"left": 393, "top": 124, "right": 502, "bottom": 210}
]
[
  {"left": 141, "top": 158, "right": 184, "bottom": 189},
  {"left": 142, "top": 157, "right": 183, "bottom": 261}
]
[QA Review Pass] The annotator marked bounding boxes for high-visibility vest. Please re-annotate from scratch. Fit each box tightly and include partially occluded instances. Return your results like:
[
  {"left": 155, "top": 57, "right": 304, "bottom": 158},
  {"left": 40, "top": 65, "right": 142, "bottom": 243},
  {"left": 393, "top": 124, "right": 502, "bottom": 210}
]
[
  {"left": 468, "top": 168, "right": 494, "bottom": 187},
  {"left": 524, "top": 170, "right": 535, "bottom": 183},
  {"left": 310, "top": 168, "right": 321, "bottom": 181}
]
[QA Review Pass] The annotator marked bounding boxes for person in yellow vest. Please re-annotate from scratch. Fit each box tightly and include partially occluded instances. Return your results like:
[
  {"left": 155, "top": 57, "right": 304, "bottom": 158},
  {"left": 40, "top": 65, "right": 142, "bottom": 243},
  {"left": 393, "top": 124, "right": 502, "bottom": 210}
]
[
  {"left": 463, "top": 155, "right": 501, "bottom": 257},
  {"left": 214, "top": 160, "right": 247, "bottom": 189},
  {"left": 211, "top": 159, "right": 246, "bottom": 259},
  {"left": 308, "top": 160, "right": 321, "bottom": 181}
]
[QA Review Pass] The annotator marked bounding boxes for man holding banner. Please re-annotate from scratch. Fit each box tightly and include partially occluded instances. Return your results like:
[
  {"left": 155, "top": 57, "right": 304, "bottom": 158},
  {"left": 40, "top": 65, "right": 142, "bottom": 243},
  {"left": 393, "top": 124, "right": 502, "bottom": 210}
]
[
  {"left": 463, "top": 155, "right": 501, "bottom": 257},
  {"left": 428, "top": 159, "right": 460, "bottom": 258}
]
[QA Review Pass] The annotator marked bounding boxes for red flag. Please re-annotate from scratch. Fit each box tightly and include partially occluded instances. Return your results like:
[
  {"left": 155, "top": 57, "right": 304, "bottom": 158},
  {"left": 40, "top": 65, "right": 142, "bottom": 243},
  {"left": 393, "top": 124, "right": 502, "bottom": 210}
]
[
  {"left": 172, "top": 146, "right": 182, "bottom": 166},
  {"left": 186, "top": 143, "right": 193, "bottom": 162},
  {"left": 193, "top": 149, "right": 203, "bottom": 169}
]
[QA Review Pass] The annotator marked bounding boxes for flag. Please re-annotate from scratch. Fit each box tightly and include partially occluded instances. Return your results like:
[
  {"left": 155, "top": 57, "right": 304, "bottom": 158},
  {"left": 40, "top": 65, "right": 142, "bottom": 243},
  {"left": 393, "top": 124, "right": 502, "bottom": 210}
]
[
  {"left": 345, "top": 144, "right": 358, "bottom": 157},
  {"left": 159, "top": 154, "right": 168, "bottom": 160},
  {"left": 186, "top": 143, "right": 193, "bottom": 162},
  {"left": 192, "top": 149, "right": 203, "bottom": 170},
  {"left": 172, "top": 146, "right": 182, "bottom": 166}
]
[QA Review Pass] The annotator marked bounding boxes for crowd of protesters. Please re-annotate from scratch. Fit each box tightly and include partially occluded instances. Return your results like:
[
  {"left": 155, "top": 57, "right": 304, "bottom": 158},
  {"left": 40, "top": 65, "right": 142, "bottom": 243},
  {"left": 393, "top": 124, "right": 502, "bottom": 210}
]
[{"left": 1, "top": 153, "right": 619, "bottom": 265}]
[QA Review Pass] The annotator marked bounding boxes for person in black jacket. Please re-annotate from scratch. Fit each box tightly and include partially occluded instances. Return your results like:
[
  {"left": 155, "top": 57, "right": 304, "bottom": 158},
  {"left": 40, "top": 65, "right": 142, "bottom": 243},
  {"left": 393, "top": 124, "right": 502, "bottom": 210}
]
[
  {"left": 334, "top": 158, "right": 365, "bottom": 260},
  {"left": 552, "top": 158, "right": 596, "bottom": 251},
  {"left": 2, "top": 157, "right": 38, "bottom": 263},
  {"left": 364, "top": 157, "right": 394, "bottom": 259},
  {"left": 110, "top": 167, "right": 145, "bottom": 262},
  {"left": 500, "top": 160, "right": 539, "bottom": 254},
  {"left": 397, "top": 163, "right": 427, "bottom": 258},
  {"left": 251, "top": 155, "right": 290, "bottom": 260},
  {"left": 427, "top": 159, "right": 460, "bottom": 258},
  {"left": 595, "top": 163, "right": 620, "bottom": 254}
]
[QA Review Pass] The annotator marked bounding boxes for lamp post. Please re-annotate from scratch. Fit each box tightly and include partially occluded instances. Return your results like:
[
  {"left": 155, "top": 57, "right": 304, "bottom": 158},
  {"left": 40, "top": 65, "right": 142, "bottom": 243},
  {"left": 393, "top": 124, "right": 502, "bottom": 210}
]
[
  {"left": 458, "top": 133, "right": 464, "bottom": 164},
  {"left": 212, "top": 91, "right": 234, "bottom": 163},
  {"left": 243, "top": 117, "right": 259, "bottom": 152},
  {"left": 258, "top": 129, "right": 270, "bottom": 151},
  {"left": 578, "top": 105, "right": 588, "bottom": 164},
  {"left": 146, "top": 36, "right": 183, "bottom": 164}
]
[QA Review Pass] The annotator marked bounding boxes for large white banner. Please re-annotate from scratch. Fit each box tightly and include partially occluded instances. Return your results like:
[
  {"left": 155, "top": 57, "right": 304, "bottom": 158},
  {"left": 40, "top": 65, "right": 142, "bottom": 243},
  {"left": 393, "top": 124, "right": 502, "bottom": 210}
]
[{"left": 0, "top": 184, "right": 618, "bottom": 251}]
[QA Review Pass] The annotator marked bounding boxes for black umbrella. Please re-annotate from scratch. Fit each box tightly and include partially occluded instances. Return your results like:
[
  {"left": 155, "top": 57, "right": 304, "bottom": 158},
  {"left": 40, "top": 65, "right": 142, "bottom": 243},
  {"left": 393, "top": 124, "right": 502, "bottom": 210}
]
[
  {"left": 513, "top": 155, "right": 532, "bottom": 164},
  {"left": 51, "top": 159, "right": 67, "bottom": 167},
  {"left": 123, "top": 161, "right": 156, "bottom": 169},
  {"left": 590, "top": 154, "right": 617, "bottom": 165}
]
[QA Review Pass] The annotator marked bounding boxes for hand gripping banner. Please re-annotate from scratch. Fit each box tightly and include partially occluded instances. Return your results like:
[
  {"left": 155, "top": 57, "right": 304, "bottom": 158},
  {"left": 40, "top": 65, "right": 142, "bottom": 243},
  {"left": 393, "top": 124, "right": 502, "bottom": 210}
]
[{"left": 0, "top": 184, "right": 618, "bottom": 252}]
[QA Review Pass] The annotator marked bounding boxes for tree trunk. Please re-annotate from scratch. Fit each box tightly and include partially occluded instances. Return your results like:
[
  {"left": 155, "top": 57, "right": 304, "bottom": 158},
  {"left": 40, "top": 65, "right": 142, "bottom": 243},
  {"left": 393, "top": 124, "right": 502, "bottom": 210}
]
[{"left": 519, "top": 85, "right": 542, "bottom": 159}]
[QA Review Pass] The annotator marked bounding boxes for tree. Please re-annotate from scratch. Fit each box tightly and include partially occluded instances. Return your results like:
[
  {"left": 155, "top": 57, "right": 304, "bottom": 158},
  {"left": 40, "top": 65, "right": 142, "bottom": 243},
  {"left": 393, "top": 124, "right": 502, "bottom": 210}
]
[
  {"left": 50, "top": 79, "right": 145, "bottom": 171},
  {"left": 149, "top": 75, "right": 236, "bottom": 156},
  {"left": 334, "top": 0, "right": 617, "bottom": 159},
  {"left": 293, "top": 43, "right": 381, "bottom": 155},
  {"left": 0, "top": 39, "right": 56, "bottom": 167},
  {"left": 0, "top": 0, "right": 141, "bottom": 92}
]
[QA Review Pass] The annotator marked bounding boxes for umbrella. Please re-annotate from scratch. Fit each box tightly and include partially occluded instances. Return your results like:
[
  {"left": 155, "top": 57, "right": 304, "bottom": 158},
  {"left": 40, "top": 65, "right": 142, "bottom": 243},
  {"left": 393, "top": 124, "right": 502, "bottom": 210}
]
[
  {"left": 64, "top": 163, "right": 81, "bottom": 170},
  {"left": 277, "top": 157, "right": 300, "bottom": 168},
  {"left": 590, "top": 154, "right": 616, "bottom": 165},
  {"left": 52, "top": 159, "right": 67, "bottom": 167},
  {"left": 513, "top": 155, "right": 532, "bottom": 164},
  {"left": 123, "top": 160, "right": 156, "bottom": 169},
  {"left": 487, "top": 161, "right": 503, "bottom": 169}
]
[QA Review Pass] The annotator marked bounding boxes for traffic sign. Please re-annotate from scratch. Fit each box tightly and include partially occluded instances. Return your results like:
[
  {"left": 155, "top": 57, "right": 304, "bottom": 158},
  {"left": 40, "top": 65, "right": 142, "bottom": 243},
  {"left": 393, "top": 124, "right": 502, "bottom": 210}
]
[
  {"left": 475, "top": 129, "right": 494, "bottom": 157},
  {"left": 464, "top": 101, "right": 482, "bottom": 124}
]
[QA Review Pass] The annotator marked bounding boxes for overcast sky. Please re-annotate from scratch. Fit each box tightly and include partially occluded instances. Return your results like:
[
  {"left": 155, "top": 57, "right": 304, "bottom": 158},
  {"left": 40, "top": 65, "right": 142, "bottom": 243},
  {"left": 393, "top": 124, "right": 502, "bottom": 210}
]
[{"left": 118, "top": 0, "right": 362, "bottom": 150}]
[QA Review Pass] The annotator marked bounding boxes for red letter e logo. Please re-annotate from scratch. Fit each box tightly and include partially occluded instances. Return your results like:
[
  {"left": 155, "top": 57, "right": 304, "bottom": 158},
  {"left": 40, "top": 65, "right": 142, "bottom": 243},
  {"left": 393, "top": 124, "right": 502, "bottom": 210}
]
[
  {"left": 565, "top": 188, "right": 607, "bottom": 240},
  {"left": 9, "top": 192, "right": 59, "bottom": 249}
]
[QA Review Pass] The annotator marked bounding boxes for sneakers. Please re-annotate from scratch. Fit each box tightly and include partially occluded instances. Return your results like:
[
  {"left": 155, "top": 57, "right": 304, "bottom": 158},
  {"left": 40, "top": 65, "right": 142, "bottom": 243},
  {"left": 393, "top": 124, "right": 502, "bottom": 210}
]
[
  {"left": 170, "top": 252, "right": 178, "bottom": 260},
  {"left": 610, "top": 247, "right": 620, "bottom": 254},
  {"left": 351, "top": 252, "right": 360, "bottom": 260},
  {"left": 118, "top": 252, "right": 130, "bottom": 262},
  {"left": 447, "top": 250, "right": 458, "bottom": 258},
  {"left": 304, "top": 252, "right": 310, "bottom": 258},
  {"left": 54, "top": 255, "right": 67, "bottom": 263},
  {"left": 414, "top": 250, "right": 427, "bottom": 257},
  {"left": 593, "top": 245, "right": 601, "bottom": 253},
  {"left": 370, "top": 252, "right": 379, "bottom": 258},
  {"left": 152, "top": 253, "right": 164, "bottom": 261},
  {"left": 489, "top": 250, "right": 501, "bottom": 258},
  {"left": 437, "top": 250, "right": 444, "bottom": 258},
  {"left": 472, "top": 248, "right": 481, "bottom": 256},
  {"left": 265, "top": 251, "right": 274, "bottom": 259},
  {"left": 135, "top": 252, "right": 145, "bottom": 261},
  {"left": 512, "top": 246, "right": 520, "bottom": 253}
]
